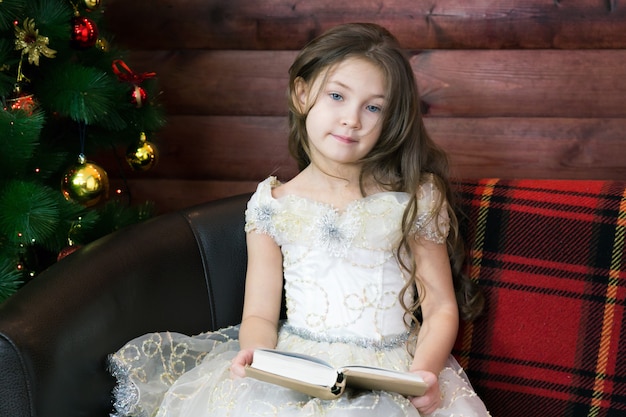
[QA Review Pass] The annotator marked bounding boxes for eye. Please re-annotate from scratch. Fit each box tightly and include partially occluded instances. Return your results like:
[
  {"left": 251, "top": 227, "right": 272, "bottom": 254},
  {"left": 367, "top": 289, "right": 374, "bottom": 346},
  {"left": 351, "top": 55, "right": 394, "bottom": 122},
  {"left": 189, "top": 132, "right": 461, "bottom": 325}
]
[
  {"left": 366, "top": 104, "right": 382, "bottom": 113},
  {"left": 329, "top": 92, "right": 343, "bottom": 101}
]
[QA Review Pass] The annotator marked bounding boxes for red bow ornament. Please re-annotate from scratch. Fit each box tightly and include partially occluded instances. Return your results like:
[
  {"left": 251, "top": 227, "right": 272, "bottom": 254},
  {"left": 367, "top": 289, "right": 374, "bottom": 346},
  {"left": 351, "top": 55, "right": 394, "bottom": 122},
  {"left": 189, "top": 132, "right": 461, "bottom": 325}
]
[{"left": 112, "top": 59, "right": 156, "bottom": 108}]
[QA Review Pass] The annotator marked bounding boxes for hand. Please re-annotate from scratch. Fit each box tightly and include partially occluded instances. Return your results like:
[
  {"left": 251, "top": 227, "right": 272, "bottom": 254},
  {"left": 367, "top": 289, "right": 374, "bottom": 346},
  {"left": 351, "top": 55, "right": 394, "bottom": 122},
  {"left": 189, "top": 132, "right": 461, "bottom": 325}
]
[
  {"left": 230, "top": 348, "right": 255, "bottom": 379},
  {"left": 407, "top": 370, "right": 441, "bottom": 415}
]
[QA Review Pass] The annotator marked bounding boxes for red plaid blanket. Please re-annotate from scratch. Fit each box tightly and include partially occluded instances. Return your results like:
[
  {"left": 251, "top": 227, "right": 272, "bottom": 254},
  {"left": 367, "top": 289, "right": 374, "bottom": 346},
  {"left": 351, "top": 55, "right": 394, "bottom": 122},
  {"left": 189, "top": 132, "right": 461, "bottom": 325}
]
[{"left": 453, "top": 179, "right": 626, "bottom": 417}]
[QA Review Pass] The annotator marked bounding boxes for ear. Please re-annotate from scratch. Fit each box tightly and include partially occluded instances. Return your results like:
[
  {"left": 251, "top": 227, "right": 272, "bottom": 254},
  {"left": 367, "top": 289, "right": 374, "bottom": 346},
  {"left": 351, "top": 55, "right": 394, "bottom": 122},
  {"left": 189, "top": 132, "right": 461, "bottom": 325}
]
[{"left": 292, "top": 77, "right": 309, "bottom": 113}]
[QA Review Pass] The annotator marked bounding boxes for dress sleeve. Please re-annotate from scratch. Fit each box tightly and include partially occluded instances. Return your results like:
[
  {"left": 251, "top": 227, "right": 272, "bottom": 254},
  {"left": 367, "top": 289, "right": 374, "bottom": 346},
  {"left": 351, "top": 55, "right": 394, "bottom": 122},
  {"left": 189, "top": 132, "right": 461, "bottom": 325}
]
[
  {"left": 244, "top": 177, "right": 279, "bottom": 237},
  {"left": 413, "top": 179, "right": 450, "bottom": 244}
]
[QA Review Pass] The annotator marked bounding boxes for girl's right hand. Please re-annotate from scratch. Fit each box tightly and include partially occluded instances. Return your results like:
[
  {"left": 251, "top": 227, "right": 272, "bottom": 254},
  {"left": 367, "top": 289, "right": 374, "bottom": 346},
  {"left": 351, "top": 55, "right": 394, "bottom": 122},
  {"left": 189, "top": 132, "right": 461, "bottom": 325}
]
[
  {"left": 230, "top": 348, "right": 255, "bottom": 379},
  {"left": 407, "top": 370, "right": 442, "bottom": 414}
]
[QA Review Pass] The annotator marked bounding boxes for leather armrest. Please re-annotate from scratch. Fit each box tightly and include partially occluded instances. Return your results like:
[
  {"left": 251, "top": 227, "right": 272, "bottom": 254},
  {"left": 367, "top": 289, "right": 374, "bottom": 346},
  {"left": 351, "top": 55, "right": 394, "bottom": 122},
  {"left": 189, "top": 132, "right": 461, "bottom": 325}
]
[{"left": 0, "top": 193, "right": 250, "bottom": 417}]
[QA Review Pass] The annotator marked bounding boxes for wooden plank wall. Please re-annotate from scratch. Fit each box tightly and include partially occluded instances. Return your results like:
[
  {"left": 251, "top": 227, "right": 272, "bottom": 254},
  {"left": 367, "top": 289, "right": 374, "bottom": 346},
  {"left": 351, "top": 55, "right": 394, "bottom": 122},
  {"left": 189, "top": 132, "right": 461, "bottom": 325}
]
[{"left": 103, "top": 0, "right": 626, "bottom": 213}]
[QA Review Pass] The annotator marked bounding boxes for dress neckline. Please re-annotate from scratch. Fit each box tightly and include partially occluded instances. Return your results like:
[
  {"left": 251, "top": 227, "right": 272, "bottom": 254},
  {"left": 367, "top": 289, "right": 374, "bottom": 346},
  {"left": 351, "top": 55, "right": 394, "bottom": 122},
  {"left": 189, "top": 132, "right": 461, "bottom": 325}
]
[{"left": 264, "top": 176, "right": 409, "bottom": 213}]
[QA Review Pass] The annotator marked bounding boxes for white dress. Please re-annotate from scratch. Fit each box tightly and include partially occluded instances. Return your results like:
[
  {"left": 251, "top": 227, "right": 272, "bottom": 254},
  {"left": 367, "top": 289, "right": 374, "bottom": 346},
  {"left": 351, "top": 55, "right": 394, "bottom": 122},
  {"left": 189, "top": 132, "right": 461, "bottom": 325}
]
[{"left": 109, "top": 176, "right": 490, "bottom": 417}]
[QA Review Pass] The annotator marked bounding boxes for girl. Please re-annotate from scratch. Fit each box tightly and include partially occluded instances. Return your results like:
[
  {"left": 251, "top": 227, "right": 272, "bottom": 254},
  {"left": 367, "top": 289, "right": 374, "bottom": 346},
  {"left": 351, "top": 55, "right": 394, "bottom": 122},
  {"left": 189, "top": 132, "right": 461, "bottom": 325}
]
[{"left": 109, "top": 23, "right": 489, "bottom": 417}]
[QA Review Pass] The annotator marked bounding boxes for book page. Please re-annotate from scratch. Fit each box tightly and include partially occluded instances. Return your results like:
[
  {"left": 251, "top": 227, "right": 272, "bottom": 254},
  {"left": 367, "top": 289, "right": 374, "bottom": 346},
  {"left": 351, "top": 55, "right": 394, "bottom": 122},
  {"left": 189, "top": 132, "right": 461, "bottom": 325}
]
[
  {"left": 251, "top": 349, "right": 338, "bottom": 387},
  {"left": 342, "top": 365, "right": 425, "bottom": 382},
  {"left": 341, "top": 366, "right": 427, "bottom": 397},
  {"left": 249, "top": 349, "right": 427, "bottom": 398}
]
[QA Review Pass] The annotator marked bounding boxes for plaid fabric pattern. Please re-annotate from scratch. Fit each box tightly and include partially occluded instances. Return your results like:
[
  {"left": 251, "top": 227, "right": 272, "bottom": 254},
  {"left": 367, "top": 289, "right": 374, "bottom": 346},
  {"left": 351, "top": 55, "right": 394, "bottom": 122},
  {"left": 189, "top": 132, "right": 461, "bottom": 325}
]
[{"left": 453, "top": 179, "right": 626, "bottom": 417}]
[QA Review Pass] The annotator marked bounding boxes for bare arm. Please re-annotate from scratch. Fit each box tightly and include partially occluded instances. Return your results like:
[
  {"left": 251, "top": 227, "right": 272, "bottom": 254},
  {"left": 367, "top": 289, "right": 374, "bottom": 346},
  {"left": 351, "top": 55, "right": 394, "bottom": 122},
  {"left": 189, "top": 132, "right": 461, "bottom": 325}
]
[
  {"left": 231, "top": 230, "right": 284, "bottom": 376},
  {"left": 409, "top": 238, "right": 459, "bottom": 374},
  {"left": 408, "top": 237, "right": 459, "bottom": 413}
]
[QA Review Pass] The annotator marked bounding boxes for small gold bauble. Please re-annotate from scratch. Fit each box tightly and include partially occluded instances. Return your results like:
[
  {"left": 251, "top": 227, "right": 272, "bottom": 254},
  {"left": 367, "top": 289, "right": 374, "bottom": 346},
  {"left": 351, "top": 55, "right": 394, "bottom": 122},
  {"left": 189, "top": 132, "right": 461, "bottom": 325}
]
[
  {"left": 84, "top": 0, "right": 101, "bottom": 10},
  {"left": 126, "top": 132, "right": 159, "bottom": 171},
  {"left": 95, "top": 37, "right": 109, "bottom": 52},
  {"left": 61, "top": 156, "right": 109, "bottom": 207}
]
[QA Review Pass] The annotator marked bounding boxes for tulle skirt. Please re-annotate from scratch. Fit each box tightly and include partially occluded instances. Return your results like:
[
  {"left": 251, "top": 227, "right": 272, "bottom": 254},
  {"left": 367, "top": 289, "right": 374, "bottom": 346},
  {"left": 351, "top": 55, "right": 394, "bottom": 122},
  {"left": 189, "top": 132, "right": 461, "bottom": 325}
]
[{"left": 109, "top": 325, "right": 489, "bottom": 417}]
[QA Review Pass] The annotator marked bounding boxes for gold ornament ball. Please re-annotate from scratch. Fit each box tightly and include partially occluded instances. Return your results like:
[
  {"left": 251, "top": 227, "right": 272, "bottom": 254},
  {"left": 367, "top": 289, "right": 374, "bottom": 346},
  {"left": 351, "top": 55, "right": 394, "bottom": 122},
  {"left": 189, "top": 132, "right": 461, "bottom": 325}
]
[
  {"left": 126, "top": 134, "right": 159, "bottom": 171},
  {"left": 61, "top": 157, "right": 109, "bottom": 207},
  {"left": 84, "top": 0, "right": 101, "bottom": 10},
  {"left": 95, "top": 37, "right": 109, "bottom": 52}
]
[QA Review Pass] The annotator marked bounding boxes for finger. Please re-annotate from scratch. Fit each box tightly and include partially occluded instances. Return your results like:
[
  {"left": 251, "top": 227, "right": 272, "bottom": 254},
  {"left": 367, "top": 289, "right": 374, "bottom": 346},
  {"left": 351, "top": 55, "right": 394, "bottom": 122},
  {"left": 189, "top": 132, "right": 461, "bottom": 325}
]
[
  {"left": 230, "top": 364, "right": 246, "bottom": 379},
  {"left": 408, "top": 371, "right": 442, "bottom": 413},
  {"left": 230, "top": 351, "right": 253, "bottom": 378},
  {"left": 410, "top": 395, "right": 439, "bottom": 415},
  {"left": 415, "top": 370, "right": 438, "bottom": 386}
]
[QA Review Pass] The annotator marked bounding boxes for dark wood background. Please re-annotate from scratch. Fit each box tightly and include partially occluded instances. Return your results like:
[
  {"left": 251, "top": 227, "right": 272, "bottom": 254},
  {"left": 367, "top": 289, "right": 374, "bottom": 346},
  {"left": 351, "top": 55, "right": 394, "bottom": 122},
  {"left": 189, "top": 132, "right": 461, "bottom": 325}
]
[{"left": 103, "top": 0, "right": 626, "bottom": 213}]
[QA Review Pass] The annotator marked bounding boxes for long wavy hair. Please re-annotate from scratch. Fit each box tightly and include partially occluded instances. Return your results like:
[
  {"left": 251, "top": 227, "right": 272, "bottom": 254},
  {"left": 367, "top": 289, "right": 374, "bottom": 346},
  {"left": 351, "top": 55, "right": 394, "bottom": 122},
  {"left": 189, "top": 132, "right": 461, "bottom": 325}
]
[{"left": 286, "top": 23, "right": 484, "bottom": 330}]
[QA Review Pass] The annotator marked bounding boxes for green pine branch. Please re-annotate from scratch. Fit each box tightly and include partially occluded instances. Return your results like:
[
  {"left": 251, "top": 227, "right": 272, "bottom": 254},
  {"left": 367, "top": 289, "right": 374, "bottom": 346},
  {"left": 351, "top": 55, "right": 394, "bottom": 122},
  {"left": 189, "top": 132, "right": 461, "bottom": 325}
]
[
  {"left": 0, "top": 108, "right": 45, "bottom": 177},
  {"left": 0, "top": 256, "right": 22, "bottom": 303},
  {"left": 0, "top": 0, "right": 27, "bottom": 32},
  {"left": 0, "top": 0, "right": 166, "bottom": 301},
  {"left": 36, "top": 62, "right": 127, "bottom": 126}
]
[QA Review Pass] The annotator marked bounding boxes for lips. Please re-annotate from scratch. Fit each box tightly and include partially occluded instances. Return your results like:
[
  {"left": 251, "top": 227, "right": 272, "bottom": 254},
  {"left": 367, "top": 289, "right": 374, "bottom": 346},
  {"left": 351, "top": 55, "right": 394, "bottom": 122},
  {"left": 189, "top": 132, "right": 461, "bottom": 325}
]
[{"left": 332, "top": 134, "right": 357, "bottom": 144}]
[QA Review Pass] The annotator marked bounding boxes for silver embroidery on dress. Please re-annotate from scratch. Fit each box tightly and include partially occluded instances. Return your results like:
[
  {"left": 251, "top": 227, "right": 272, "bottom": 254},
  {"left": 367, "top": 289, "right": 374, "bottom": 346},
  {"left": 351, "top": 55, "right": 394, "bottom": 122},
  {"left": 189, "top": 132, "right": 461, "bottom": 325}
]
[
  {"left": 314, "top": 209, "right": 360, "bottom": 258},
  {"left": 250, "top": 204, "right": 276, "bottom": 237},
  {"left": 282, "top": 323, "right": 409, "bottom": 350}
]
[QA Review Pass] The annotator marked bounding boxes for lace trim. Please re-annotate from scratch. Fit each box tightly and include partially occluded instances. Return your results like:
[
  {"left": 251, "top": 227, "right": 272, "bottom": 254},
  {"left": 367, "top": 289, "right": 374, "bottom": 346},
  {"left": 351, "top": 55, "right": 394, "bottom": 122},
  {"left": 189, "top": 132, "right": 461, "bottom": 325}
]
[
  {"left": 282, "top": 323, "right": 409, "bottom": 350},
  {"left": 413, "top": 211, "right": 448, "bottom": 244},
  {"left": 108, "top": 354, "right": 146, "bottom": 417}
]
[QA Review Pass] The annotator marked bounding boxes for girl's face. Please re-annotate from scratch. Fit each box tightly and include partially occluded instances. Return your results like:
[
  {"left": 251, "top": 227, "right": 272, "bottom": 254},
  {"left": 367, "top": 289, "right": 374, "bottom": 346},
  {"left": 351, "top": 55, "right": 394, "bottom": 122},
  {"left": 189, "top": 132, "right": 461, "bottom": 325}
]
[{"left": 297, "top": 57, "right": 387, "bottom": 170}]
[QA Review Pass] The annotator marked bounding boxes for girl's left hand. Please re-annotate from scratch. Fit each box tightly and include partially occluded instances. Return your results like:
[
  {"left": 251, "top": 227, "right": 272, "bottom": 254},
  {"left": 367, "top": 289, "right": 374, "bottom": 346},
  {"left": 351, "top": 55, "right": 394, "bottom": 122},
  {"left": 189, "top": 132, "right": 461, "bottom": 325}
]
[
  {"left": 407, "top": 370, "right": 442, "bottom": 415},
  {"left": 230, "top": 348, "right": 255, "bottom": 379}
]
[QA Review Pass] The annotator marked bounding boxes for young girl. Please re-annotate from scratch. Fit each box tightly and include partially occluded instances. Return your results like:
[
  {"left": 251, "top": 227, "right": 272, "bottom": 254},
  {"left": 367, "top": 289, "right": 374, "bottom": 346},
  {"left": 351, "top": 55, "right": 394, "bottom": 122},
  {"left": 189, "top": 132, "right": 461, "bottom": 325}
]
[{"left": 109, "top": 23, "right": 489, "bottom": 417}]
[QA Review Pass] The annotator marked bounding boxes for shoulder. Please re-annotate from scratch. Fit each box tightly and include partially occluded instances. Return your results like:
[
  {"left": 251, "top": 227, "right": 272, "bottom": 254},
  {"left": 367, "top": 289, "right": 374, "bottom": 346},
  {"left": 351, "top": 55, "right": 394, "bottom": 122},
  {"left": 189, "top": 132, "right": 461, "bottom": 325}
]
[
  {"left": 258, "top": 176, "right": 282, "bottom": 193},
  {"left": 247, "top": 176, "right": 281, "bottom": 204},
  {"left": 415, "top": 173, "right": 447, "bottom": 204},
  {"left": 245, "top": 177, "right": 281, "bottom": 232},
  {"left": 412, "top": 174, "right": 450, "bottom": 244}
]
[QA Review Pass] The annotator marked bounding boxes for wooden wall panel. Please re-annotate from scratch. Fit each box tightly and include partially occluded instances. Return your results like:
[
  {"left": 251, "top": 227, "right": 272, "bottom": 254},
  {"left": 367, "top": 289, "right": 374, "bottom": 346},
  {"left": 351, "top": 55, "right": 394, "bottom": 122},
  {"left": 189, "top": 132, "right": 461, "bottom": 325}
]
[
  {"left": 120, "top": 116, "right": 626, "bottom": 215},
  {"left": 426, "top": 118, "right": 626, "bottom": 180},
  {"left": 128, "top": 50, "right": 295, "bottom": 116},
  {"left": 149, "top": 116, "right": 296, "bottom": 181},
  {"left": 127, "top": 50, "right": 626, "bottom": 118},
  {"left": 414, "top": 50, "right": 626, "bottom": 118},
  {"left": 114, "top": 178, "right": 259, "bottom": 214},
  {"left": 105, "top": 0, "right": 626, "bottom": 50},
  {"left": 111, "top": 115, "right": 625, "bottom": 183},
  {"left": 101, "top": 0, "right": 626, "bottom": 213}
]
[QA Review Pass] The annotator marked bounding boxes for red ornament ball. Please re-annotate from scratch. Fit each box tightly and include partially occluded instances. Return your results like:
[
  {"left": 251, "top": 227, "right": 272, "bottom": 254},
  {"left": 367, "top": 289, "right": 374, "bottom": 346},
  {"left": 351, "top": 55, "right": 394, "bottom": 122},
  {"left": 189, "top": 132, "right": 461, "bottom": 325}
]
[
  {"left": 131, "top": 85, "right": 147, "bottom": 108},
  {"left": 5, "top": 87, "right": 38, "bottom": 115},
  {"left": 71, "top": 16, "right": 99, "bottom": 49},
  {"left": 57, "top": 245, "right": 82, "bottom": 261}
]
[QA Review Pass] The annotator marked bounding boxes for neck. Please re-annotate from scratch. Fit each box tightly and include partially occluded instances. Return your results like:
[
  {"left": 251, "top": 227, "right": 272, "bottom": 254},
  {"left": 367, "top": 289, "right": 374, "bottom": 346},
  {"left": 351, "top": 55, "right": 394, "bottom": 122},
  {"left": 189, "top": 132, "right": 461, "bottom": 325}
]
[{"left": 307, "top": 160, "right": 362, "bottom": 190}]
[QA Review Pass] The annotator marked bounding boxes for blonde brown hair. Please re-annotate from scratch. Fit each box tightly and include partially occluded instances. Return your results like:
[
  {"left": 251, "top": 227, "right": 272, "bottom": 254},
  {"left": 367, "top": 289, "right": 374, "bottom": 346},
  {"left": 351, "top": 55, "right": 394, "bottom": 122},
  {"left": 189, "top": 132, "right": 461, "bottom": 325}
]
[{"left": 287, "top": 23, "right": 484, "bottom": 329}]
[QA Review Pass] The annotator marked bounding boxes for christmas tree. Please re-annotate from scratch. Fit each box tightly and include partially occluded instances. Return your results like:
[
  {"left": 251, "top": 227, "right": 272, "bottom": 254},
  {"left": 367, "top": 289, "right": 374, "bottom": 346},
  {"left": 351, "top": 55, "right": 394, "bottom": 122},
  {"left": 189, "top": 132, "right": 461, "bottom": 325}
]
[{"left": 0, "top": 0, "right": 165, "bottom": 302}]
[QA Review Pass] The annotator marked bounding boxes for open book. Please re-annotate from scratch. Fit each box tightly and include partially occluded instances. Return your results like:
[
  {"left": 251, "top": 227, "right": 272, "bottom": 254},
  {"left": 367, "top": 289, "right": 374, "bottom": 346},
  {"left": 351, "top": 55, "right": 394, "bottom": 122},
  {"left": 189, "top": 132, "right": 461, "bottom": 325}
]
[{"left": 245, "top": 348, "right": 428, "bottom": 400}]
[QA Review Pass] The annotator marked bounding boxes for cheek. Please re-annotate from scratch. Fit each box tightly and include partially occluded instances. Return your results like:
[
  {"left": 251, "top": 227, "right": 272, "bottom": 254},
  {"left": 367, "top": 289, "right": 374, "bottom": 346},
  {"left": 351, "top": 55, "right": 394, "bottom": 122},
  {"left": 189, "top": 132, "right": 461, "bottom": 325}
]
[
  {"left": 304, "top": 112, "right": 321, "bottom": 143},
  {"left": 304, "top": 105, "right": 325, "bottom": 131},
  {"left": 362, "top": 114, "right": 384, "bottom": 136}
]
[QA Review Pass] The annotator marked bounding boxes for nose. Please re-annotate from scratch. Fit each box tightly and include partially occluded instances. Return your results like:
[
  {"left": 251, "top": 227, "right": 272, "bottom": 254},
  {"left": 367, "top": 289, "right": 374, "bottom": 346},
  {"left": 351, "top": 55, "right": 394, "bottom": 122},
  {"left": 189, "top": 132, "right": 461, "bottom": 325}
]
[{"left": 341, "top": 106, "right": 361, "bottom": 129}]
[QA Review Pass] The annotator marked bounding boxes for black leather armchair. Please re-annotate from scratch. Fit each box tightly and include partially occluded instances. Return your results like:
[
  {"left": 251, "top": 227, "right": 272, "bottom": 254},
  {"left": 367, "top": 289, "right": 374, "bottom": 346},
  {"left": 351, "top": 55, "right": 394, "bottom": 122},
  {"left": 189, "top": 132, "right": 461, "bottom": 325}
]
[{"left": 0, "top": 193, "right": 251, "bottom": 417}]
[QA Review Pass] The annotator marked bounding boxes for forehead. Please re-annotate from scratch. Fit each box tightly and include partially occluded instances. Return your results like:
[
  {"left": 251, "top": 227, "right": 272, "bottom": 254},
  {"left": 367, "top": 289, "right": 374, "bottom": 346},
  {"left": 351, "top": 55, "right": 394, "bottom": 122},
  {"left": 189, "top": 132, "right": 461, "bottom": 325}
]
[
  {"left": 325, "top": 57, "right": 386, "bottom": 88},
  {"left": 324, "top": 57, "right": 385, "bottom": 80}
]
